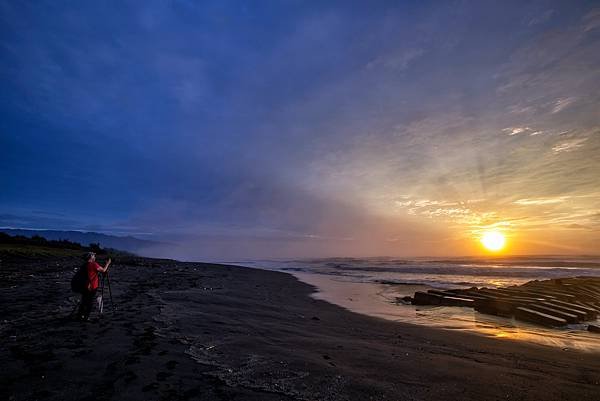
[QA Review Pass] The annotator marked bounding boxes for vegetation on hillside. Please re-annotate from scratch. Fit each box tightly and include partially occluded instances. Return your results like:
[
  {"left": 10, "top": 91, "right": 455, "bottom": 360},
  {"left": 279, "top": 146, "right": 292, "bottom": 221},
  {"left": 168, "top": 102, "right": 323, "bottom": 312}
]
[{"left": 0, "top": 232, "right": 132, "bottom": 259}]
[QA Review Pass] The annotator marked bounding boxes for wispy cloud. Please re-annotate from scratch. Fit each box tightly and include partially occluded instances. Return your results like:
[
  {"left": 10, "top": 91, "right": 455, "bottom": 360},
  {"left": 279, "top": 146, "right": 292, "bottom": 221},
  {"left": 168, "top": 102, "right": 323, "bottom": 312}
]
[
  {"left": 582, "top": 8, "right": 600, "bottom": 32},
  {"left": 502, "top": 126, "right": 544, "bottom": 136},
  {"left": 528, "top": 9, "right": 555, "bottom": 26},
  {"left": 514, "top": 197, "right": 569, "bottom": 205},
  {"left": 503, "top": 127, "right": 528, "bottom": 135},
  {"left": 552, "top": 97, "right": 577, "bottom": 113},
  {"left": 508, "top": 104, "right": 535, "bottom": 114},
  {"left": 552, "top": 137, "right": 588, "bottom": 153},
  {"left": 366, "top": 48, "right": 425, "bottom": 71}
]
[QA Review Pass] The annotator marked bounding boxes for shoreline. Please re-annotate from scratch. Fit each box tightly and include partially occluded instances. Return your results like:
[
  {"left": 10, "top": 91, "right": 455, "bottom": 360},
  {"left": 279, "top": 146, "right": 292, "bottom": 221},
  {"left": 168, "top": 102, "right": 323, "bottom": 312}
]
[
  {"left": 2, "top": 251, "right": 600, "bottom": 400},
  {"left": 290, "top": 271, "right": 600, "bottom": 352}
]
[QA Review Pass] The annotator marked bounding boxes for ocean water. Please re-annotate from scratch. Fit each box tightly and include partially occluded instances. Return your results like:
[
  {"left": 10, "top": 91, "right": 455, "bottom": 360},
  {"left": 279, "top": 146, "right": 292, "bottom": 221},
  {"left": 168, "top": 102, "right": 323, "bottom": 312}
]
[
  {"left": 232, "top": 256, "right": 600, "bottom": 351},
  {"left": 237, "top": 256, "right": 600, "bottom": 289}
]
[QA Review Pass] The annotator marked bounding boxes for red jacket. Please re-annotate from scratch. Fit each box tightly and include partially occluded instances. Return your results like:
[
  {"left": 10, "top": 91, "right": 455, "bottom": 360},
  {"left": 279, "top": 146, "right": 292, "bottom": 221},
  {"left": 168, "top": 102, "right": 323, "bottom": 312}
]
[{"left": 87, "top": 261, "right": 102, "bottom": 290}]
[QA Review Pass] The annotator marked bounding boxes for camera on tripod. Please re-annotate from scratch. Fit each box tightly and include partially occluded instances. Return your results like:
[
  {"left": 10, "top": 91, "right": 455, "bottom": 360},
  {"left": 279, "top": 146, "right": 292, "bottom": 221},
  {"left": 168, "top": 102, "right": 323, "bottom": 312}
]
[{"left": 98, "top": 263, "right": 116, "bottom": 314}]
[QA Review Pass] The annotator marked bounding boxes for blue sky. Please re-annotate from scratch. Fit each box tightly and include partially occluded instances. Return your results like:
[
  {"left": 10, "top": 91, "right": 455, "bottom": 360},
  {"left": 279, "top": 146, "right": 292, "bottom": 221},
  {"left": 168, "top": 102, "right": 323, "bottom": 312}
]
[{"left": 1, "top": 1, "right": 599, "bottom": 259}]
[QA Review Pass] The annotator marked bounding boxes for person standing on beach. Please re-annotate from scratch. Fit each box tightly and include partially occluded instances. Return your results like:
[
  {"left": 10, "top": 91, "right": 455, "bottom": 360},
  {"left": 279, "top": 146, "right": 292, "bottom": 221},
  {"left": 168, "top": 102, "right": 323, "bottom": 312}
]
[{"left": 78, "top": 252, "right": 111, "bottom": 321}]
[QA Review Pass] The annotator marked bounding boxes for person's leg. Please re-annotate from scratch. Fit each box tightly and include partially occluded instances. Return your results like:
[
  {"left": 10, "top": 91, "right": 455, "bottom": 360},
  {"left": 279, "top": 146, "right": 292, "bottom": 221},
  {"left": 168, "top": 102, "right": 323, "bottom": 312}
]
[
  {"left": 87, "top": 289, "right": 97, "bottom": 318},
  {"left": 77, "top": 292, "right": 87, "bottom": 320},
  {"left": 81, "top": 290, "right": 96, "bottom": 320},
  {"left": 96, "top": 292, "right": 103, "bottom": 314}
]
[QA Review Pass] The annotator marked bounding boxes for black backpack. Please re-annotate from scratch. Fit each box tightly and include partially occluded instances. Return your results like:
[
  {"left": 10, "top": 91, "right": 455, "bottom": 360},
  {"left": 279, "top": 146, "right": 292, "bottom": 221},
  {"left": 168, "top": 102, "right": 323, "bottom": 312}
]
[{"left": 71, "top": 264, "right": 89, "bottom": 293}]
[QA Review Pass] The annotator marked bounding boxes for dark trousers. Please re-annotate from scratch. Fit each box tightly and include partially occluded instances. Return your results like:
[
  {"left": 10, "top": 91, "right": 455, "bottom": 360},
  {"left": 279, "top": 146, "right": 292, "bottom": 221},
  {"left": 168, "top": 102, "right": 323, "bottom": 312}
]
[{"left": 78, "top": 289, "right": 97, "bottom": 320}]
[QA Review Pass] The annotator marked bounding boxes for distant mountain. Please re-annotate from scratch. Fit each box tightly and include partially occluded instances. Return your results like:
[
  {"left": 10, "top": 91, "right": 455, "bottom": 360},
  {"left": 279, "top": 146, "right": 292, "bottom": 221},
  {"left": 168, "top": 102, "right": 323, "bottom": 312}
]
[{"left": 0, "top": 228, "right": 163, "bottom": 254}]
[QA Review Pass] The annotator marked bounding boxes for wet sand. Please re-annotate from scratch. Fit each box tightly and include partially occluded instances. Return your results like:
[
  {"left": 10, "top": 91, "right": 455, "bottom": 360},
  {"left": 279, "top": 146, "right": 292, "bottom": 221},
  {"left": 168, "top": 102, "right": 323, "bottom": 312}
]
[
  {"left": 1, "top": 251, "right": 600, "bottom": 400},
  {"left": 292, "top": 272, "right": 600, "bottom": 351}
]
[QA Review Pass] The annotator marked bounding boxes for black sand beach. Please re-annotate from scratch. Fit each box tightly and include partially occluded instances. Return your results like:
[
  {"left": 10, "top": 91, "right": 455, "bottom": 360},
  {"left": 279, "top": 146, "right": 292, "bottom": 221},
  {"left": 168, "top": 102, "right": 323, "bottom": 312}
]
[{"left": 1, "top": 249, "right": 600, "bottom": 400}]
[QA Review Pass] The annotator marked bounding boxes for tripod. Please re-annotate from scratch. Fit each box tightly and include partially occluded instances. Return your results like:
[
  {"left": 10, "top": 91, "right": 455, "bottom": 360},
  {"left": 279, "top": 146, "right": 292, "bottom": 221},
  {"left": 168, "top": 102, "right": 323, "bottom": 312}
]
[{"left": 99, "top": 271, "right": 116, "bottom": 314}]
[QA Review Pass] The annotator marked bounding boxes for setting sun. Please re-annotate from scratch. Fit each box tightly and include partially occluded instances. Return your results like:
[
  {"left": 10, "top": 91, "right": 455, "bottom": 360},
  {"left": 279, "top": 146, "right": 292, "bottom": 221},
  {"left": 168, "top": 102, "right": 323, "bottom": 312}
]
[{"left": 480, "top": 231, "right": 506, "bottom": 252}]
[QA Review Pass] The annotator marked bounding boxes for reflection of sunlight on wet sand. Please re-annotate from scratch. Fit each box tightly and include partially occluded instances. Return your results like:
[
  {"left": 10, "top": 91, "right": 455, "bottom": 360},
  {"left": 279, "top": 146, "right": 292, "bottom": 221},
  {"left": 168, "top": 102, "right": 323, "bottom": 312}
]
[
  {"left": 292, "top": 272, "right": 600, "bottom": 352},
  {"left": 487, "top": 279, "right": 508, "bottom": 287}
]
